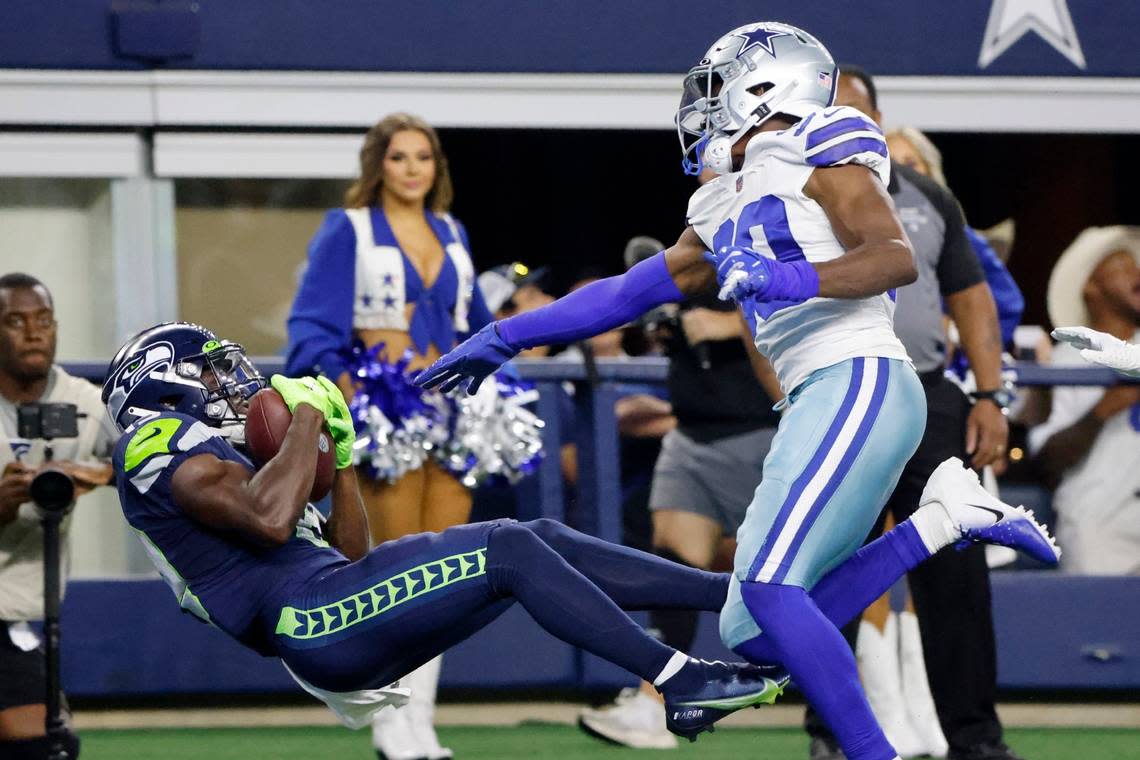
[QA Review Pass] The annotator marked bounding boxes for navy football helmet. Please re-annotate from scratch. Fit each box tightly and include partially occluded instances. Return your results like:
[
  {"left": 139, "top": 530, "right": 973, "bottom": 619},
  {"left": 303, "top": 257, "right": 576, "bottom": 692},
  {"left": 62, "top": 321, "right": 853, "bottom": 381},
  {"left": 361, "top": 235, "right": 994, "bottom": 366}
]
[{"left": 102, "top": 322, "right": 266, "bottom": 436}]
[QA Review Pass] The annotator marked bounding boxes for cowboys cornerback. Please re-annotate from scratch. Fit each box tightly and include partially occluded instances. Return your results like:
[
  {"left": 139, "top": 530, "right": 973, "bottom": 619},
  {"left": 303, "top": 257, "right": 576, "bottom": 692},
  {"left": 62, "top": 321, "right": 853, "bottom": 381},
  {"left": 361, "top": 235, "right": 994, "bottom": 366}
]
[
  {"left": 418, "top": 21, "right": 1060, "bottom": 760},
  {"left": 103, "top": 321, "right": 794, "bottom": 742}
]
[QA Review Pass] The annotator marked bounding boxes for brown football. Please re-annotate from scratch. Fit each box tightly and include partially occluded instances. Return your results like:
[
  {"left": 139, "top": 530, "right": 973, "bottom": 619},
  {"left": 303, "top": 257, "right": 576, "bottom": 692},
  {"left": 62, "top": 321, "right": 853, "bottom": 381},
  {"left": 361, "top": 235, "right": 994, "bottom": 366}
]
[{"left": 244, "top": 388, "right": 336, "bottom": 502}]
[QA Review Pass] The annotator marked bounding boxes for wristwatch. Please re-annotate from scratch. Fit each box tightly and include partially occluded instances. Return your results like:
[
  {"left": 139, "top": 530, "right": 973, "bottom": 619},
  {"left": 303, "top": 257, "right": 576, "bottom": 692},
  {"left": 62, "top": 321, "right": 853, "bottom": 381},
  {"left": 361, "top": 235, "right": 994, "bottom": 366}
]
[{"left": 969, "top": 388, "right": 1014, "bottom": 410}]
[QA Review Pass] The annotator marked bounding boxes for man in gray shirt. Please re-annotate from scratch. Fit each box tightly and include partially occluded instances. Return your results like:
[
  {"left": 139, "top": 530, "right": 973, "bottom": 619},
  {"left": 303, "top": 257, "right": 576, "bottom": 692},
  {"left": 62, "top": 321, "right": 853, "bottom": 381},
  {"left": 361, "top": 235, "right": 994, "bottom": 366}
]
[
  {"left": 0, "top": 273, "right": 116, "bottom": 760},
  {"left": 806, "top": 69, "right": 1016, "bottom": 760}
]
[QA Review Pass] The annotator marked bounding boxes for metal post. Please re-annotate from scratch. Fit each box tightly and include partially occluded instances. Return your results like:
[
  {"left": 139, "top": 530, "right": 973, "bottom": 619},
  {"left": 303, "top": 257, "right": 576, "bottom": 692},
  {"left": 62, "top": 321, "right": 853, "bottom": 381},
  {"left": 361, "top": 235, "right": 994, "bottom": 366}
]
[{"left": 30, "top": 467, "right": 75, "bottom": 760}]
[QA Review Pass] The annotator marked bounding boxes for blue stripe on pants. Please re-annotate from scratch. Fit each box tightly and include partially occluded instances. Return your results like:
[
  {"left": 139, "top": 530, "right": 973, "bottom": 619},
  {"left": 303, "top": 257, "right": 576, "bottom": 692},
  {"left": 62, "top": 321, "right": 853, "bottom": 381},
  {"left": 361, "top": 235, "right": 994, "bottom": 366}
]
[
  {"left": 746, "top": 357, "right": 867, "bottom": 582},
  {"left": 768, "top": 358, "right": 890, "bottom": 584},
  {"left": 720, "top": 358, "right": 925, "bottom": 651}
]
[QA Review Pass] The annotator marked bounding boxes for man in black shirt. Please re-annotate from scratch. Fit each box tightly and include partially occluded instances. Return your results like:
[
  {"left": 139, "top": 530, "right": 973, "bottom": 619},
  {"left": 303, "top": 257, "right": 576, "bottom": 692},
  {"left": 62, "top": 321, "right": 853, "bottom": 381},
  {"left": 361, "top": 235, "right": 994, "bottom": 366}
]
[{"left": 805, "top": 67, "right": 1017, "bottom": 760}]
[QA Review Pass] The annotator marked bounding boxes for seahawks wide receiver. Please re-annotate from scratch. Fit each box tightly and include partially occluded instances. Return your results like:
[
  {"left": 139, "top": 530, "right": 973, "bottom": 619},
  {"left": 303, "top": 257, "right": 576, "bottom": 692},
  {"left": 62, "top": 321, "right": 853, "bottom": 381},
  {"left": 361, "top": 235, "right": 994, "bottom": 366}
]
[
  {"left": 418, "top": 21, "right": 1060, "bottom": 760},
  {"left": 103, "top": 321, "right": 792, "bottom": 739}
]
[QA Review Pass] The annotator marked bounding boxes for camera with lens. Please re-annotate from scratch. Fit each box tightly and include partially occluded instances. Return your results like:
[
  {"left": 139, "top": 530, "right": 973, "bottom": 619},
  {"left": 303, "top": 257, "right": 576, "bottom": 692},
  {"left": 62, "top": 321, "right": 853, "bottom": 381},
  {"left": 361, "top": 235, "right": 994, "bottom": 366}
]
[
  {"left": 16, "top": 403, "right": 81, "bottom": 515},
  {"left": 17, "top": 402, "right": 79, "bottom": 441}
]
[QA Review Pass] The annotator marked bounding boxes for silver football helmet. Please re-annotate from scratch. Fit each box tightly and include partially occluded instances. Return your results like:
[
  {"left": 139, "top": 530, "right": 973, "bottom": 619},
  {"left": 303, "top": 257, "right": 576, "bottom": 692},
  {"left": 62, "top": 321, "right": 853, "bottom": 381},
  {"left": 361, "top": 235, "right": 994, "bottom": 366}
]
[{"left": 675, "top": 21, "right": 838, "bottom": 175}]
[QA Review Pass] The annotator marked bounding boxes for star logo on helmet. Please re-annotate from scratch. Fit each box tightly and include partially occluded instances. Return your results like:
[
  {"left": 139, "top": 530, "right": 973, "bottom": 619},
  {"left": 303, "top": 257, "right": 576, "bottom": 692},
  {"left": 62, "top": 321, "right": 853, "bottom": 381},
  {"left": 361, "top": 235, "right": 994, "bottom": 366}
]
[{"left": 734, "top": 28, "right": 790, "bottom": 58}]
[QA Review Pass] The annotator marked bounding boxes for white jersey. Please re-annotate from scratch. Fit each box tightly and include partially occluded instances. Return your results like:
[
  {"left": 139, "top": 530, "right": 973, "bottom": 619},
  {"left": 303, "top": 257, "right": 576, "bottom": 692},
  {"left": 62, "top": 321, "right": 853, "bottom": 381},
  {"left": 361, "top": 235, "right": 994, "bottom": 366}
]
[{"left": 687, "top": 105, "right": 910, "bottom": 394}]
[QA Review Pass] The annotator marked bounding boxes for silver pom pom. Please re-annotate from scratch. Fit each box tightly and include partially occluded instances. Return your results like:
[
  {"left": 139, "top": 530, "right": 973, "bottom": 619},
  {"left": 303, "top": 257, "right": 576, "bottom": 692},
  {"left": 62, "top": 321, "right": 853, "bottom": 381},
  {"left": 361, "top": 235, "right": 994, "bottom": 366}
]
[{"left": 435, "top": 375, "right": 545, "bottom": 488}]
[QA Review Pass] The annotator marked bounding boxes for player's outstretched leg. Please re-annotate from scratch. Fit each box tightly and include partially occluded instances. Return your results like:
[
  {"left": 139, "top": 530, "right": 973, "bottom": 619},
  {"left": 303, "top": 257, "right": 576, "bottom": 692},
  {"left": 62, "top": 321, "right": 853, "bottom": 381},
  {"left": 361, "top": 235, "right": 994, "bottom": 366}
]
[
  {"left": 485, "top": 522, "right": 786, "bottom": 741},
  {"left": 735, "top": 457, "right": 1062, "bottom": 667},
  {"left": 807, "top": 456, "right": 1060, "bottom": 636},
  {"left": 517, "top": 518, "right": 729, "bottom": 612}
]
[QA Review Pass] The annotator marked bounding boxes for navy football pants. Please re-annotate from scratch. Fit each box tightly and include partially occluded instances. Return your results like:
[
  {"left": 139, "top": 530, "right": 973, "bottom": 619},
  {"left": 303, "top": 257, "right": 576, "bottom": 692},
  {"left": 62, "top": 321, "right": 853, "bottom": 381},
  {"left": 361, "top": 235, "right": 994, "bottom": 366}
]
[{"left": 271, "top": 519, "right": 728, "bottom": 692}]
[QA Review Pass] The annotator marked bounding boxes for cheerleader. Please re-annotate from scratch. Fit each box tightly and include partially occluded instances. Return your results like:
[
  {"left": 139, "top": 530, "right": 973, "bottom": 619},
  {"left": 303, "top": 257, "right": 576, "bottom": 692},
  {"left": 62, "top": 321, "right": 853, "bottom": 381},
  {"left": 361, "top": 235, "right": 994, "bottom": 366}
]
[{"left": 287, "top": 113, "right": 539, "bottom": 760}]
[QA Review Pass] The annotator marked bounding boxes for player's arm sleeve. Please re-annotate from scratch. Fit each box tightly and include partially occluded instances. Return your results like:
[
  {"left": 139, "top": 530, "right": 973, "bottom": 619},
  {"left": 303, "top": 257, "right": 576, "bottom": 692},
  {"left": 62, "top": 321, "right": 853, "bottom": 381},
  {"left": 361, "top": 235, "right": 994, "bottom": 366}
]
[
  {"left": 498, "top": 253, "right": 684, "bottom": 350},
  {"left": 285, "top": 210, "right": 357, "bottom": 379},
  {"left": 924, "top": 184, "right": 985, "bottom": 296}
]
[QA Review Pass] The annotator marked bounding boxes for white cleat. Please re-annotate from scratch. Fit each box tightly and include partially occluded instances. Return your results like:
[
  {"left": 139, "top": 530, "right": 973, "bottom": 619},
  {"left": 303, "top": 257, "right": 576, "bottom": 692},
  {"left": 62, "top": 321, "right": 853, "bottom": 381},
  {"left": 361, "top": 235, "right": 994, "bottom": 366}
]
[
  {"left": 920, "top": 458, "right": 1061, "bottom": 565},
  {"left": 578, "top": 687, "right": 679, "bottom": 750},
  {"left": 372, "top": 706, "right": 424, "bottom": 760}
]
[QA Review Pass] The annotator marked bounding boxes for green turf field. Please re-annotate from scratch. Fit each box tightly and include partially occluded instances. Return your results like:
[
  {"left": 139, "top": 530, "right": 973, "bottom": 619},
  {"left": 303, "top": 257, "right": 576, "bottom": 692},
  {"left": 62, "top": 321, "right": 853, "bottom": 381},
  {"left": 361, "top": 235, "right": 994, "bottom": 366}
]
[{"left": 81, "top": 724, "right": 1140, "bottom": 759}]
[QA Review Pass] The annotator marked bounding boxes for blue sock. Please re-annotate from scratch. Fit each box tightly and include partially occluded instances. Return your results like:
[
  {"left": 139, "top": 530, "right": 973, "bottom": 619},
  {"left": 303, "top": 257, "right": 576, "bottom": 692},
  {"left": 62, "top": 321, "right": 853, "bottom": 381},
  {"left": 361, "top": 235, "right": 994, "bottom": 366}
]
[
  {"left": 740, "top": 583, "right": 897, "bottom": 760},
  {"left": 736, "top": 521, "right": 931, "bottom": 665},
  {"left": 810, "top": 520, "right": 930, "bottom": 629},
  {"left": 519, "top": 518, "right": 728, "bottom": 612}
]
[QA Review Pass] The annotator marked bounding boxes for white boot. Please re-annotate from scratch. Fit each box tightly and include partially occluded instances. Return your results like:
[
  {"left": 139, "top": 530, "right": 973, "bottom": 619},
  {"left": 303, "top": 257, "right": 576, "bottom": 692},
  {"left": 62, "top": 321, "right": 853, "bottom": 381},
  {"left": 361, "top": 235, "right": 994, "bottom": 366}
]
[
  {"left": 855, "top": 615, "right": 926, "bottom": 759},
  {"left": 578, "top": 687, "right": 678, "bottom": 749},
  {"left": 898, "top": 611, "right": 949, "bottom": 758},
  {"left": 371, "top": 705, "right": 421, "bottom": 760},
  {"left": 402, "top": 656, "right": 452, "bottom": 760}
]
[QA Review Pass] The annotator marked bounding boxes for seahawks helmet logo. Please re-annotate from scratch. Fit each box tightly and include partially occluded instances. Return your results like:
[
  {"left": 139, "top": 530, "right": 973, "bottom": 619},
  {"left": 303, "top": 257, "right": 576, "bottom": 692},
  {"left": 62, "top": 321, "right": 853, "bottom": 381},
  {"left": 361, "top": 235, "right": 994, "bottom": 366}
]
[{"left": 106, "top": 342, "right": 175, "bottom": 424}]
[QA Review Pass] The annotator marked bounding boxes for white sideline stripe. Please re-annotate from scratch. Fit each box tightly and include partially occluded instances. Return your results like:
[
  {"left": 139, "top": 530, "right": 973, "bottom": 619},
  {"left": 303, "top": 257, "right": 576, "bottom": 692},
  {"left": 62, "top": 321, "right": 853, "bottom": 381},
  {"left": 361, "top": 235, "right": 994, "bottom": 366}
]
[
  {"left": 71, "top": 702, "right": 1140, "bottom": 730},
  {"left": 803, "top": 129, "right": 886, "bottom": 158},
  {"left": 754, "top": 359, "right": 879, "bottom": 583}
]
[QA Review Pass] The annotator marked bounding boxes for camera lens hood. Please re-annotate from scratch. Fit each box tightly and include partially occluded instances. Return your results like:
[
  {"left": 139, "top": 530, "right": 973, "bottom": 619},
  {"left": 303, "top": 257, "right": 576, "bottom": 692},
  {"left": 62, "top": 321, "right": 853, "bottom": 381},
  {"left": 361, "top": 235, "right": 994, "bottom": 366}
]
[{"left": 30, "top": 469, "right": 76, "bottom": 513}]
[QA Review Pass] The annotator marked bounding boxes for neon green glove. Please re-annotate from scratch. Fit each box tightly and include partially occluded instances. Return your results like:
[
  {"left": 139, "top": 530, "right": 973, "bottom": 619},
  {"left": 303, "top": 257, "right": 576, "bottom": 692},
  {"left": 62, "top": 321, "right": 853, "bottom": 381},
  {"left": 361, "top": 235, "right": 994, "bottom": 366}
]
[
  {"left": 269, "top": 375, "right": 330, "bottom": 418},
  {"left": 314, "top": 376, "right": 355, "bottom": 469},
  {"left": 315, "top": 376, "right": 352, "bottom": 425},
  {"left": 270, "top": 375, "right": 354, "bottom": 469},
  {"left": 326, "top": 417, "right": 355, "bottom": 469}
]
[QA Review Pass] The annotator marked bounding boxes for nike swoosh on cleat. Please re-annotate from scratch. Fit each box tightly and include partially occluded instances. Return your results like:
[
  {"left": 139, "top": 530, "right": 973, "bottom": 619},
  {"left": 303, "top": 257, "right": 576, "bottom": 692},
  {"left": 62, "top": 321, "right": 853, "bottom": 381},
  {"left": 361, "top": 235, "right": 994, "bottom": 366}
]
[{"left": 966, "top": 503, "right": 1005, "bottom": 525}]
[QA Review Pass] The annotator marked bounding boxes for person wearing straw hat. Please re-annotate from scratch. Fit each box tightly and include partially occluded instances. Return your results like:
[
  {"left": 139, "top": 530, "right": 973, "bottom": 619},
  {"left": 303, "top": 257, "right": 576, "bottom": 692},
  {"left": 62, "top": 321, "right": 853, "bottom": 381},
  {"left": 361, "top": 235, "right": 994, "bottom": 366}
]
[{"left": 1030, "top": 226, "right": 1140, "bottom": 574}]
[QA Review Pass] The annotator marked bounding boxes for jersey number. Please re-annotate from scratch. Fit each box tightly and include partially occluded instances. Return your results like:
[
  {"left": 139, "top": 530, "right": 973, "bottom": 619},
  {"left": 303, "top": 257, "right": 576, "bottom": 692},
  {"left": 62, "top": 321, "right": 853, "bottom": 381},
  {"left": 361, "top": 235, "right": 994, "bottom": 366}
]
[{"left": 712, "top": 195, "right": 805, "bottom": 321}]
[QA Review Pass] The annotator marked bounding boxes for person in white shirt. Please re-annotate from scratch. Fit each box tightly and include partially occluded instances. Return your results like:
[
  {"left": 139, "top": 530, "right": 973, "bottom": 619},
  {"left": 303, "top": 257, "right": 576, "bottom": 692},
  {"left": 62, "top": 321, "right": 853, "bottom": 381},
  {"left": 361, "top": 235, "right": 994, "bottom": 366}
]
[
  {"left": 1030, "top": 226, "right": 1140, "bottom": 574},
  {"left": 0, "top": 273, "right": 116, "bottom": 759}
]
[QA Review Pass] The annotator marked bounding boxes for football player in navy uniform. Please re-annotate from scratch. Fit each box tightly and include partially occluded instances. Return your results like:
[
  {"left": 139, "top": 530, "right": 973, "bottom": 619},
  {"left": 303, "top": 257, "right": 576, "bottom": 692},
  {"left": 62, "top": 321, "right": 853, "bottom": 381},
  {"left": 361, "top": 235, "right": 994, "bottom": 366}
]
[
  {"left": 419, "top": 21, "right": 1060, "bottom": 760},
  {"left": 103, "top": 321, "right": 793, "bottom": 742}
]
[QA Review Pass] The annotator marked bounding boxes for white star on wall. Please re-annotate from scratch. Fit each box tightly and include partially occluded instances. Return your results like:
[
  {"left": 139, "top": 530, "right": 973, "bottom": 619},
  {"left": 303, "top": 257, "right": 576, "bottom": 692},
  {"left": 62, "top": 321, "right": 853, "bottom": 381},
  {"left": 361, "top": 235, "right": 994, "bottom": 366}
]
[{"left": 978, "top": 0, "right": 1086, "bottom": 69}]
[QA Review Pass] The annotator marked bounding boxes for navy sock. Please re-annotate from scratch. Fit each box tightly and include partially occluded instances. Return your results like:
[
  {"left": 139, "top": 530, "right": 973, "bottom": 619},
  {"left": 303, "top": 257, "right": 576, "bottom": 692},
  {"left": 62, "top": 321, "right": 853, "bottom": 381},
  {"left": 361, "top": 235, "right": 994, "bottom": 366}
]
[
  {"left": 740, "top": 583, "right": 897, "bottom": 760},
  {"left": 648, "top": 548, "right": 701, "bottom": 651},
  {"left": 485, "top": 522, "right": 677, "bottom": 684},
  {"left": 519, "top": 519, "right": 728, "bottom": 612}
]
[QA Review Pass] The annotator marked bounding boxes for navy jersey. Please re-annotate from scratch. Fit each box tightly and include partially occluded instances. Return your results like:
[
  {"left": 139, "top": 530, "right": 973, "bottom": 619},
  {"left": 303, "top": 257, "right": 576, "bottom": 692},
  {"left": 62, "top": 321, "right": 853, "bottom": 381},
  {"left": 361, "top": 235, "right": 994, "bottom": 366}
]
[{"left": 113, "top": 412, "right": 347, "bottom": 655}]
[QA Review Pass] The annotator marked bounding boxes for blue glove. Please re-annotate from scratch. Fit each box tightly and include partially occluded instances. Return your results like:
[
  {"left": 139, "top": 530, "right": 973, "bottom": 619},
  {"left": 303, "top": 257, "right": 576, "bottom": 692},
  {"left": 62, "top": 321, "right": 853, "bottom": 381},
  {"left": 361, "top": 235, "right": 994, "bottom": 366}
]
[
  {"left": 415, "top": 323, "right": 519, "bottom": 395},
  {"left": 704, "top": 246, "right": 820, "bottom": 304}
]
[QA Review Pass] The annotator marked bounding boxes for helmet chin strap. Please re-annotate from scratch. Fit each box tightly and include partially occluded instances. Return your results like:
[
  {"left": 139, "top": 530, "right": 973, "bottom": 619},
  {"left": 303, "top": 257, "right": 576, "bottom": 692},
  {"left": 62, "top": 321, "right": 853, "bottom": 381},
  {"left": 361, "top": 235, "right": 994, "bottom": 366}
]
[{"left": 701, "top": 80, "right": 796, "bottom": 174}]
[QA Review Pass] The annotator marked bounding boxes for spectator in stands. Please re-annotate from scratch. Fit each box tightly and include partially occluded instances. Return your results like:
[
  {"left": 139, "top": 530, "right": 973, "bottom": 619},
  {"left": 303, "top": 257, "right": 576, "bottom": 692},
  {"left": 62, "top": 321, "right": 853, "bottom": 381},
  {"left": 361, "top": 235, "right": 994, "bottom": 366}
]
[
  {"left": 804, "top": 67, "right": 1020, "bottom": 760},
  {"left": 0, "top": 273, "right": 115, "bottom": 760},
  {"left": 285, "top": 113, "right": 509, "bottom": 760},
  {"left": 1031, "top": 226, "right": 1140, "bottom": 575},
  {"left": 478, "top": 262, "right": 554, "bottom": 321}
]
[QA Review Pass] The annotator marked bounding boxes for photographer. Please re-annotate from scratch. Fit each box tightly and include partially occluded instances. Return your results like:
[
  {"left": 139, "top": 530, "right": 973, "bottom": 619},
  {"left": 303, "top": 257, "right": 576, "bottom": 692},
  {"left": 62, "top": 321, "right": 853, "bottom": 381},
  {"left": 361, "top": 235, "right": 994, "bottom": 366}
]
[{"left": 0, "top": 273, "right": 115, "bottom": 760}]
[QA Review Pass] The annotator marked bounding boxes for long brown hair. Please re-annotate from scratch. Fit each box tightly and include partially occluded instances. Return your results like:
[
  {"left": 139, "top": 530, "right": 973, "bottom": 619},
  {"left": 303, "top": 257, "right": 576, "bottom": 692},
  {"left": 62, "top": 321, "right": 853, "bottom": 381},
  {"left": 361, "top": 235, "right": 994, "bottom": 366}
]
[{"left": 344, "top": 113, "right": 454, "bottom": 212}]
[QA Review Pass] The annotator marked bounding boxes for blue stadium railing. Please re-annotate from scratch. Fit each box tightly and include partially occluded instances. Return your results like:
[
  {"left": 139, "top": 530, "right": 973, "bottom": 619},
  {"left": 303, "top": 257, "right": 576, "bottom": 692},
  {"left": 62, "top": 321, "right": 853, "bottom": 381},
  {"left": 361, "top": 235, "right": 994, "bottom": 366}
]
[{"left": 59, "top": 359, "right": 1140, "bottom": 696}]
